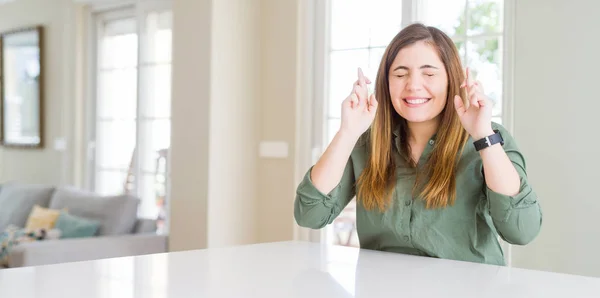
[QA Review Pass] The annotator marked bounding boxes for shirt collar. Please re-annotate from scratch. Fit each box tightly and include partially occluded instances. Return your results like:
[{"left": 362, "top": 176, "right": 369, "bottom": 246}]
[{"left": 392, "top": 123, "right": 437, "bottom": 142}]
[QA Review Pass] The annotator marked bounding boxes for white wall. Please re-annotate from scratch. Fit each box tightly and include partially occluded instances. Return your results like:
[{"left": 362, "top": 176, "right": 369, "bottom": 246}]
[
  {"left": 0, "top": 0, "right": 80, "bottom": 185},
  {"left": 207, "top": 0, "right": 260, "bottom": 247},
  {"left": 170, "top": 0, "right": 265, "bottom": 250},
  {"left": 169, "top": 0, "right": 212, "bottom": 251},
  {"left": 256, "top": 0, "right": 298, "bottom": 243},
  {"left": 170, "top": 0, "right": 299, "bottom": 250},
  {"left": 511, "top": 0, "right": 600, "bottom": 277}
]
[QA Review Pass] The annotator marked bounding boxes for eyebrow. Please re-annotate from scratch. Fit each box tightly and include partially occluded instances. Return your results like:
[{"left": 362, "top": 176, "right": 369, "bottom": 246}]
[{"left": 393, "top": 65, "right": 439, "bottom": 71}]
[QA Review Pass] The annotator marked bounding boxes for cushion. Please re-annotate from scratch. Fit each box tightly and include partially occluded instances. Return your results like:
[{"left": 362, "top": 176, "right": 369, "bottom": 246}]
[
  {"left": 24, "top": 205, "right": 61, "bottom": 231},
  {"left": 55, "top": 211, "right": 100, "bottom": 239},
  {"left": 49, "top": 187, "right": 139, "bottom": 236},
  {"left": 0, "top": 184, "right": 55, "bottom": 231}
]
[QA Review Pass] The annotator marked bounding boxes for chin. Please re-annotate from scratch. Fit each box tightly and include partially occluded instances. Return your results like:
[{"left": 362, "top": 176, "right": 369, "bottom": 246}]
[{"left": 401, "top": 113, "right": 437, "bottom": 123}]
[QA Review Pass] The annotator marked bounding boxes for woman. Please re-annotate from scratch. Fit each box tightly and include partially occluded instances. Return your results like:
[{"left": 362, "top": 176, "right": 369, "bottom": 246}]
[{"left": 294, "top": 23, "right": 542, "bottom": 265}]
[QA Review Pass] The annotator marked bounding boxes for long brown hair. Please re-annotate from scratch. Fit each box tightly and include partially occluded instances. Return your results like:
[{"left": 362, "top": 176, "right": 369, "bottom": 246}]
[{"left": 356, "top": 23, "right": 469, "bottom": 211}]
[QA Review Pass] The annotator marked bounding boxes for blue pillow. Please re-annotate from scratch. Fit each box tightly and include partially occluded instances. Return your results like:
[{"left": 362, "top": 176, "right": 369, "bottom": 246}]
[{"left": 55, "top": 212, "right": 100, "bottom": 239}]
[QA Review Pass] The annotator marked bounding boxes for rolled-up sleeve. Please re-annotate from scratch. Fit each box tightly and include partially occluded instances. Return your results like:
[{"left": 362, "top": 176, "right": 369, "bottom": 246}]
[
  {"left": 294, "top": 159, "right": 356, "bottom": 229},
  {"left": 486, "top": 124, "right": 543, "bottom": 245}
]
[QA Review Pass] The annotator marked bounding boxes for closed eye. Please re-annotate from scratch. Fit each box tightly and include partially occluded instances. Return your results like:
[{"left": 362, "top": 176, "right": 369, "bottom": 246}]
[{"left": 425, "top": 73, "right": 435, "bottom": 77}]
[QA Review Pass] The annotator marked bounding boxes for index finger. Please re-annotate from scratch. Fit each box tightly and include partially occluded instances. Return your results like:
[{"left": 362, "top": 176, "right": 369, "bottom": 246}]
[
  {"left": 358, "top": 67, "right": 366, "bottom": 86},
  {"left": 465, "top": 67, "right": 472, "bottom": 93}
]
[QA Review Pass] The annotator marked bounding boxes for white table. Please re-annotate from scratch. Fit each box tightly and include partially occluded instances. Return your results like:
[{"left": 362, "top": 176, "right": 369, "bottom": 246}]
[{"left": 1, "top": 241, "right": 599, "bottom": 297}]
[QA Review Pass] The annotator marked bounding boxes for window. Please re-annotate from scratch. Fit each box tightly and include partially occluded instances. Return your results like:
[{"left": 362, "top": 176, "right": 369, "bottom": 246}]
[
  {"left": 90, "top": 3, "right": 172, "bottom": 233},
  {"left": 418, "top": 0, "right": 505, "bottom": 124},
  {"left": 322, "top": 0, "right": 507, "bottom": 246}
]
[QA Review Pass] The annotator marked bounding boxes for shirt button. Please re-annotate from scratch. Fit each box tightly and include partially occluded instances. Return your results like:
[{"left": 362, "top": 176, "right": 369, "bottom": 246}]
[
  {"left": 403, "top": 236, "right": 410, "bottom": 242},
  {"left": 405, "top": 200, "right": 412, "bottom": 206},
  {"left": 429, "top": 140, "right": 435, "bottom": 145}
]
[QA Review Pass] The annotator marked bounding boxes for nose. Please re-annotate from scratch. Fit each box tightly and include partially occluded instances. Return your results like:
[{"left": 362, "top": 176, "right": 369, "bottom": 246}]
[{"left": 406, "top": 75, "right": 424, "bottom": 92}]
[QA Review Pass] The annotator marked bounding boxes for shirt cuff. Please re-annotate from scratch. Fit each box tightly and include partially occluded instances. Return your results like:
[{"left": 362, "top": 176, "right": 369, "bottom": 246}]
[
  {"left": 486, "top": 175, "right": 537, "bottom": 223},
  {"left": 296, "top": 166, "right": 344, "bottom": 208}
]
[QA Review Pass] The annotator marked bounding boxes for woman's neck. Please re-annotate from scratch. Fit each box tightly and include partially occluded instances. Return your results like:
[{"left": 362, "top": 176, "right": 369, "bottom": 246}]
[{"left": 407, "top": 117, "right": 440, "bottom": 146}]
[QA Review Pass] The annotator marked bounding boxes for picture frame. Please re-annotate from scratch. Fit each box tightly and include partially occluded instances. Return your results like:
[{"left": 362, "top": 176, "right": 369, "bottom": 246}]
[{"left": 0, "top": 25, "right": 44, "bottom": 148}]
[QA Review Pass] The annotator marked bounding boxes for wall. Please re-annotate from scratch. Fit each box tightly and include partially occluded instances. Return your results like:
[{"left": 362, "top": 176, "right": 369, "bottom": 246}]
[
  {"left": 256, "top": 0, "right": 298, "bottom": 243},
  {"left": 207, "top": 0, "right": 260, "bottom": 247},
  {"left": 511, "top": 0, "right": 600, "bottom": 277},
  {"left": 170, "top": 0, "right": 266, "bottom": 250},
  {"left": 0, "top": 0, "right": 79, "bottom": 185},
  {"left": 169, "top": 0, "right": 212, "bottom": 251}
]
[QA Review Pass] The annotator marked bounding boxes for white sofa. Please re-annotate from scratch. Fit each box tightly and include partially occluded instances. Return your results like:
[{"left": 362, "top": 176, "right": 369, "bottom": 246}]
[{"left": 0, "top": 183, "right": 168, "bottom": 268}]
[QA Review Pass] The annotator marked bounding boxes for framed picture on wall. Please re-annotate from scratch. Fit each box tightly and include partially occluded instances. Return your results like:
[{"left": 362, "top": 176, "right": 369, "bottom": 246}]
[{"left": 0, "top": 25, "right": 44, "bottom": 148}]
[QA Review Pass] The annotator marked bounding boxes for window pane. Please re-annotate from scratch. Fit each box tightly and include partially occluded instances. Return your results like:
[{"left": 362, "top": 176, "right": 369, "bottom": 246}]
[
  {"left": 450, "top": 39, "right": 466, "bottom": 66},
  {"left": 328, "top": 49, "right": 369, "bottom": 118},
  {"left": 97, "top": 68, "right": 137, "bottom": 119},
  {"left": 95, "top": 170, "right": 128, "bottom": 196},
  {"left": 466, "top": 37, "right": 502, "bottom": 117},
  {"left": 327, "top": 118, "right": 341, "bottom": 145},
  {"left": 96, "top": 120, "right": 136, "bottom": 169},
  {"left": 366, "top": 0, "right": 403, "bottom": 47},
  {"left": 330, "top": 0, "right": 370, "bottom": 49},
  {"left": 467, "top": 0, "right": 503, "bottom": 36},
  {"left": 139, "top": 64, "right": 171, "bottom": 118},
  {"left": 139, "top": 119, "right": 170, "bottom": 173},
  {"left": 142, "top": 11, "right": 172, "bottom": 64},
  {"left": 492, "top": 116, "right": 503, "bottom": 125},
  {"left": 367, "top": 47, "right": 386, "bottom": 87},
  {"left": 100, "top": 26, "right": 137, "bottom": 69},
  {"left": 330, "top": 0, "right": 402, "bottom": 50},
  {"left": 104, "top": 18, "right": 136, "bottom": 36},
  {"left": 418, "top": 0, "right": 466, "bottom": 37}
]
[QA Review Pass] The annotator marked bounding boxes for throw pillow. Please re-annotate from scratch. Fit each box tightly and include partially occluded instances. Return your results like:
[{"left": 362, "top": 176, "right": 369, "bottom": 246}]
[
  {"left": 24, "top": 205, "right": 61, "bottom": 231},
  {"left": 55, "top": 211, "right": 100, "bottom": 239},
  {"left": 0, "top": 183, "right": 56, "bottom": 232}
]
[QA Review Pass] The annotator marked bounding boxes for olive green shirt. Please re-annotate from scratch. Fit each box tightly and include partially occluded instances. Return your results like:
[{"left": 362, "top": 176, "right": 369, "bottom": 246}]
[{"left": 294, "top": 122, "right": 542, "bottom": 265}]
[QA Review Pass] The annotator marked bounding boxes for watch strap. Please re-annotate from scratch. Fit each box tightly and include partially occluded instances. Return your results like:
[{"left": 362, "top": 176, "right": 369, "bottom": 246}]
[{"left": 473, "top": 130, "right": 504, "bottom": 151}]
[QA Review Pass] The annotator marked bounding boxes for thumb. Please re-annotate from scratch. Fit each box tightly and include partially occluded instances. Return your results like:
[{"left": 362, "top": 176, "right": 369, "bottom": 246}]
[
  {"left": 368, "top": 93, "right": 378, "bottom": 112},
  {"left": 454, "top": 95, "right": 466, "bottom": 117}
]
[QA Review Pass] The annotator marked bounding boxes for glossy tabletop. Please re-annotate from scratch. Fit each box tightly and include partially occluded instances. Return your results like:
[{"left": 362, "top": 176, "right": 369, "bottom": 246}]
[{"left": 1, "top": 241, "right": 599, "bottom": 297}]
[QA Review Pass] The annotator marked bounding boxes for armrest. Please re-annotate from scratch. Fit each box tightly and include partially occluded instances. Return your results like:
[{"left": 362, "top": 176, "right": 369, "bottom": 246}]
[{"left": 8, "top": 233, "right": 168, "bottom": 268}]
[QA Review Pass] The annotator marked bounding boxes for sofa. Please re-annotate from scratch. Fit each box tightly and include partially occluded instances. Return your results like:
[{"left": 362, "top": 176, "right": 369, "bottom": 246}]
[{"left": 0, "top": 182, "right": 168, "bottom": 268}]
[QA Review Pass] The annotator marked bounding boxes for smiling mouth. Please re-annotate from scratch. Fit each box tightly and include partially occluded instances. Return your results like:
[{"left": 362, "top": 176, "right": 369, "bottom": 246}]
[{"left": 403, "top": 98, "right": 431, "bottom": 106}]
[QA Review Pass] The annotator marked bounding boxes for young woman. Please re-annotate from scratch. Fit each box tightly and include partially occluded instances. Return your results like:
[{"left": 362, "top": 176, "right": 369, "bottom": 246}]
[{"left": 294, "top": 23, "right": 542, "bottom": 265}]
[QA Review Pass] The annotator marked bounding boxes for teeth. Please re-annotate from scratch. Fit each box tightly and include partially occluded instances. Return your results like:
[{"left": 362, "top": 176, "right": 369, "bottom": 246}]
[{"left": 406, "top": 98, "right": 429, "bottom": 104}]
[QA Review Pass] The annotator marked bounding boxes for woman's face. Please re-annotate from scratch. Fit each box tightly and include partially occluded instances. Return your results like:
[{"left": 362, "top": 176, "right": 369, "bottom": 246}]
[{"left": 388, "top": 41, "right": 448, "bottom": 124}]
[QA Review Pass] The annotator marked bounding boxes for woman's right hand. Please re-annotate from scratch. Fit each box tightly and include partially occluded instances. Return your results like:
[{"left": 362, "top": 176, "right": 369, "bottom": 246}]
[
  {"left": 340, "top": 67, "right": 378, "bottom": 140},
  {"left": 309, "top": 67, "right": 376, "bottom": 195}
]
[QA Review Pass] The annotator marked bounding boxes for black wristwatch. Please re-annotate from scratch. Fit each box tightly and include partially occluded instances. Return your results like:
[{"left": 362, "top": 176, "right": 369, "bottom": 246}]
[{"left": 473, "top": 130, "right": 504, "bottom": 151}]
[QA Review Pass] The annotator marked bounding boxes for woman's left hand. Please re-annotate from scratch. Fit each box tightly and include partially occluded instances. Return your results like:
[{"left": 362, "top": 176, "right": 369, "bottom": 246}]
[{"left": 453, "top": 67, "right": 494, "bottom": 140}]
